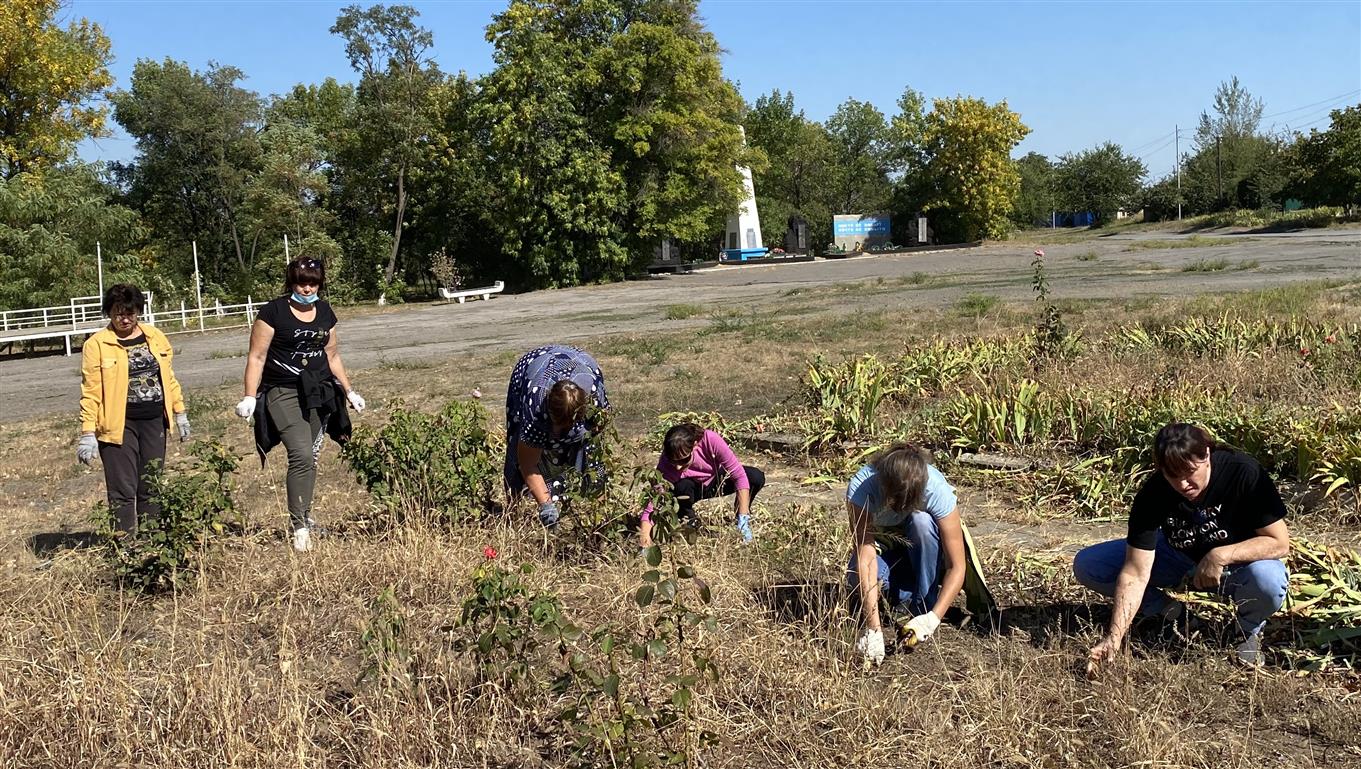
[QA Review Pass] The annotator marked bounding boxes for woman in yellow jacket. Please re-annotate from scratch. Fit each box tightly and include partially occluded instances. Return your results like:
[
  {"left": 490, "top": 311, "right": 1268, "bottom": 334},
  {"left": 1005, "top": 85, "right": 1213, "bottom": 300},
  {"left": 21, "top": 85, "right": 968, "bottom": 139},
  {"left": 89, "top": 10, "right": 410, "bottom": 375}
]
[{"left": 78, "top": 284, "right": 190, "bottom": 534}]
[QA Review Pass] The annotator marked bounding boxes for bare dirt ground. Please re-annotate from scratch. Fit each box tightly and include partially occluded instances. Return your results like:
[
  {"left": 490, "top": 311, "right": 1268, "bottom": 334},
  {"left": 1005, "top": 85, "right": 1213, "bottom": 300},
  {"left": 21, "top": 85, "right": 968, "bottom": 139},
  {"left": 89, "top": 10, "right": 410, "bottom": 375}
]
[{"left": 4, "top": 228, "right": 1357, "bottom": 424}]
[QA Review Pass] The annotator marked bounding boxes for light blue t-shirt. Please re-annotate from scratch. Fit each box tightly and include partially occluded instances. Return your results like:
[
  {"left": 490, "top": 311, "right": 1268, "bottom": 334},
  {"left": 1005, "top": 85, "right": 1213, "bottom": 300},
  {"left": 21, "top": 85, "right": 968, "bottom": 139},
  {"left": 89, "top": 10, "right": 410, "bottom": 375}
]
[{"left": 846, "top": 463, "right": 957, "bottom": 528}]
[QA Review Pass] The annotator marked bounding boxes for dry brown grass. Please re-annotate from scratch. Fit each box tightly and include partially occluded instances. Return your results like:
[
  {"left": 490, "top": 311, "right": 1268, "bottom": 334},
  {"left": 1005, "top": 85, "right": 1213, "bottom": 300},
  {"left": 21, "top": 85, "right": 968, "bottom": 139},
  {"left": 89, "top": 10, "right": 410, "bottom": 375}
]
[{"left": 2, "top": 285, "right": 1360, "bottom": 767}]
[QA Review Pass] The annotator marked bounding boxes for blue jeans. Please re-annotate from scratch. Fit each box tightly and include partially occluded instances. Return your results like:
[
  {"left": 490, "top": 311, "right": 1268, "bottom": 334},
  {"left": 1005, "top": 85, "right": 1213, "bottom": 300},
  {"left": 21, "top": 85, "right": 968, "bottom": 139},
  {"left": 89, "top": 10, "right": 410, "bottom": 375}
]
[
  {"left": 846, "top": 511, "right": 943, "bottom": 616},
  {"left": 1072, "top": 533, "right": 1288, "bottom": 639}
]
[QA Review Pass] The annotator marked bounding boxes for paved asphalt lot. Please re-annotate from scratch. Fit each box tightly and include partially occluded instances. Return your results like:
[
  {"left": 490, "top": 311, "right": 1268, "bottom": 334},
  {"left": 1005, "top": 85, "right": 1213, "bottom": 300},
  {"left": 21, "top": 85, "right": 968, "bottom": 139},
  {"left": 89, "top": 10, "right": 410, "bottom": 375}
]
[{"left": 4, "top": 228, "right": 1357, "bottom": 424}]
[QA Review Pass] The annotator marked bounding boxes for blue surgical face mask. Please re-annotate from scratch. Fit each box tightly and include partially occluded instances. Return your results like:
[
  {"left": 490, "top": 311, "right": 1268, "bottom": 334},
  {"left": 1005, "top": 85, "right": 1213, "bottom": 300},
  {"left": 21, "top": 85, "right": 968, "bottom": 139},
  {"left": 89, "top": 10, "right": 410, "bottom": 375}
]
[{"left": 291, "top": 291, "right": 319, "bottom": 305}]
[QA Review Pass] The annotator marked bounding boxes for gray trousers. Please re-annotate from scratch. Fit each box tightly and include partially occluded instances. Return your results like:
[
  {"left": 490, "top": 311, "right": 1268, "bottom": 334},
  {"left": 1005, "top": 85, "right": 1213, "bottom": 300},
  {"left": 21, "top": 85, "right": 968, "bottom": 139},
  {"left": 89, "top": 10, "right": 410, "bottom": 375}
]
[
  {"left": 267, "top": 387, "right": 324, "bottom": 529},
  {"left": 99, "top": 417, "right": 167, "bottom": 534}
]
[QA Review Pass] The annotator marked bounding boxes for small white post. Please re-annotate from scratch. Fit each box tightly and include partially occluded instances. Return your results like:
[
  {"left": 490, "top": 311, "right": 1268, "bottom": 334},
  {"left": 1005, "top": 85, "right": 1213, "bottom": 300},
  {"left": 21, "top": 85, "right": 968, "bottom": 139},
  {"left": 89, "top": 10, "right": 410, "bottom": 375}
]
[
  {"left": 215, "top": 298, "right": 223, "bottom": 317},
  {"left": 284, "top": 234, "right": 290, "bottom": 263},
  {"left": 96, "top": 241, "right": 104, "bottom": 298},
  {"left": 246, "top": 295, "right": 254, "bottom": 322},
  {"left": 192, "top": 241, "right": 205, "bottom": 332},
  {"left": 180, "top": 300, "right": 187, "bottom": 328}
]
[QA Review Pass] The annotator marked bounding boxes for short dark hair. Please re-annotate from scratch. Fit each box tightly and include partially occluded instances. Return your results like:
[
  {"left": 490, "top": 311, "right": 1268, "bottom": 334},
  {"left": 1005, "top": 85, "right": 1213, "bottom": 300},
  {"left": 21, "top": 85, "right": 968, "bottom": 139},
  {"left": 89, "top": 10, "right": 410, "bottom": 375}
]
[
  {"left": 1154, "top": 422, "right": 1216, "bottom": 476},
  {"left": 545, "top": 380, "right": 587, "bottom": 426},
  {"left": 283, "top": 257, "right": 326, "bottom": 294},
  {"left": 102, "top": 284, "right": 145, "bottom": 317},
  {"left": 663, "top": 423, "right": 705, "bottom": 462},
  {"left": 870, "top": 442, "right": 933, "bottom": 514}
]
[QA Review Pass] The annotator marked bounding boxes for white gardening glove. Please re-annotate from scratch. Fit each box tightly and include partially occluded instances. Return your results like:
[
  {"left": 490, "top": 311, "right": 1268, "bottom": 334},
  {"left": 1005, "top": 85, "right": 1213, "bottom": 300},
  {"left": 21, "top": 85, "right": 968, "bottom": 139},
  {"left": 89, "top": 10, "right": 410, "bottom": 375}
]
[
  {"left": 904, "top": 611, "right": 941, "bottom": 646},
  {"left": 855, "top": 627, "right": 886, "bottom": 666},
  {"left": 175, "top": 412, "right": 191, "bottom": 442},
  {"left": 76, "top": 433, "right": 98, "bottom": 465},
  {"left": 235, "top": 395, "right": 256, "bottom": 419},
  {"left": 347, "top": 390, "right": 366, "bottom": 413}
]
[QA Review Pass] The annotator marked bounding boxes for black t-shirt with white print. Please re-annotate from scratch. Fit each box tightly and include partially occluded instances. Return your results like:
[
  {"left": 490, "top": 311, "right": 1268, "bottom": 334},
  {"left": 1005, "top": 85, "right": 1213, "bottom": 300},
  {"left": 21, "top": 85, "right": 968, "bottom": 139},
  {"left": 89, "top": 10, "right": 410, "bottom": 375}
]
[
  {"left": 257, "top": 297, "right": 337, "bottom": 388},
  {"left": 120, "top": 332, "right": 165, "bottom": 422},
  {"left": 1127, "top": 448, "right": 1287, "bottom": 563}
]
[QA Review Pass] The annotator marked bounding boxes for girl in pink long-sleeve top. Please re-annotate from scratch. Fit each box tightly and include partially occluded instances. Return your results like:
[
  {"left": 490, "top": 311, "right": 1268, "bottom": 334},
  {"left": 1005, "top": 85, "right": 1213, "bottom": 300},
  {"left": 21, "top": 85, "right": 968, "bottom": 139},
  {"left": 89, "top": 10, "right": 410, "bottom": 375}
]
[{"left": 640, "top": 423, "right": 765, "bottom": 547}]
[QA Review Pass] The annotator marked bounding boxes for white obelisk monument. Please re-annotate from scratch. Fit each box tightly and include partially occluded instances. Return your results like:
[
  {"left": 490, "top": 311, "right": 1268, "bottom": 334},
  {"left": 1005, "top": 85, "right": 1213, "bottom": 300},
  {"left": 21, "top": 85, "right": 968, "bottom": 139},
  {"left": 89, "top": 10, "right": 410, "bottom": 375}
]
[{"left": 724, "top": 129, "right": 764, "bottom": 258}]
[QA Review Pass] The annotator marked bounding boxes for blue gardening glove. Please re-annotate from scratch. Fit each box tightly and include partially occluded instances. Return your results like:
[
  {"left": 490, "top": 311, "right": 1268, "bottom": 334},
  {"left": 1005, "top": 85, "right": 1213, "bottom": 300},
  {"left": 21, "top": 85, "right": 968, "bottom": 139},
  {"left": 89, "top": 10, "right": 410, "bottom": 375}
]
[
  {"left": 735, "top": 514, "right": 753, "bottom": 542},
  {"left": 76, "top": 433, "right": 98, "bottom": 465},
  {"left": 175, "top": 412, "right": 191, "bottom": 442},
  {"left": 538, "top": 500, "right": 561, "bottom": 530}
]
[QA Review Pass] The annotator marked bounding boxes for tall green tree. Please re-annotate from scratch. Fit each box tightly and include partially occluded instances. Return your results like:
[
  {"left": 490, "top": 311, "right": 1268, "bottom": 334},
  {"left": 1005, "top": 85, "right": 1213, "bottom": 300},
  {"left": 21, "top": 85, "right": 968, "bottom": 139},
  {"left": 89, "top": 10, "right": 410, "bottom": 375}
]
[
  {"left": 1190, "top": 77, "right": 1265, "bottom": 210},
  {"left": 331, "top": 3, "right": 440, "bottom": 300},
  {"left": 585, "top": 0, "right": 750, "bottom": 254},
  {"left": 1195, "top": 76, "right": 1263, "bottom": 149},
  {"left": 476, "top": 0, "right": 625, "bottom": 288},
  {"left": 1291, "top": 105, "right": 1361, "bottom": 211},
  {"left": 744, "top": 89, "right": 836, "bottom": 247},
  {"left": 0, "top": 0, "right": 113, "bottom": 178},
  {"left": 112, "top": 60, "right": 264, "bottom": 286},
  {"left": 0, "top": 164, "right": 142, "bottom": 309},
  {"left": 1012, "top": 151, "right": 1054, "bottom": 227},
  {"left": 476, "top": 0, "right": 748, "bottom": 289},
  {"left": 403, "top": 73, "right": 488, "bottom": 287},
  {"left": 825, "top": 99, "right": 891, "bottom": 215},
  {"left": 1053, "top": 142, "right": 1146, "bottom": 225}
]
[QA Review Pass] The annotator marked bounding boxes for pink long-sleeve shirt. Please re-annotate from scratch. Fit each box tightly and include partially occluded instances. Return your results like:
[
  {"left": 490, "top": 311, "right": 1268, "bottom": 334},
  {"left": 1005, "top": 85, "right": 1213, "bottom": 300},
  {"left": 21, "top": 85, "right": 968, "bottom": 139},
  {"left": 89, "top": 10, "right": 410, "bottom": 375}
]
[{"left": 642, "top": 429, "right": 748, "bottom": 520}]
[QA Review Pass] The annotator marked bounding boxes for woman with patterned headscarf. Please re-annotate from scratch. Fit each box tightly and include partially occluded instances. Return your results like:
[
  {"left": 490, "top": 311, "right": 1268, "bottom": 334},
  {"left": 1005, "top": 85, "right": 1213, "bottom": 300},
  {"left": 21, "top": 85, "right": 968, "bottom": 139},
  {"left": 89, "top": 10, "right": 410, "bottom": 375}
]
[{"left": 504, "top": 345, "right": 609, "bottom": 530}]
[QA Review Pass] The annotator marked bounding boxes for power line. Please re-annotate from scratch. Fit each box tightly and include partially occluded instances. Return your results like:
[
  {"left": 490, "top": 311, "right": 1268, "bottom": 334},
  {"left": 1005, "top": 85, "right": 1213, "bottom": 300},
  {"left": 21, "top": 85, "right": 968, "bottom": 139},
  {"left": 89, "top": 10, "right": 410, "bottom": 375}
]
[
  {"left": 1260, "top": 89, "right": 1360, "bottom": 120},
  {"left": 1127, "top": 129, "right": 1176, "bottom": 154},
  {"left": 1137, "top": 134, "right": 1178, "bottom": 163},
  {"left": 1118, "top": 90, "right": 1359, "bottom": 156},
  {"left": 1276, "top": 101, "right": 1358, "bottom": 132}
]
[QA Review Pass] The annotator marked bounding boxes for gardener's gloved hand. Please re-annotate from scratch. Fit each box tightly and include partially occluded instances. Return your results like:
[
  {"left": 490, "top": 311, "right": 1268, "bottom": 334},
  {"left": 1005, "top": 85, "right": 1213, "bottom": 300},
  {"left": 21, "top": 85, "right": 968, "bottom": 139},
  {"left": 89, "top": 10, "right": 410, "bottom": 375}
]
[
  {"left": 855, "top": 627, "right": 886, "bottom": 666},
  {"left": 347, "top": 390, "right": 366, "bottom": 413},
  {"left": 904, "top": 611, "right": 941, "bottom": 645},
  {"left": 175, "top": 412, "right": 191, "bottom": 442},
  {"left": 76, "top": 433, "right": 98, "bottom": 465},
  {"left": 538, "top": 500, "right": 561, "bottom": 531},
  {"left": 235, "top": 395, "right": 256, "bottom": 419},
  {"left": 735, "top": 514, "right": 753, "bottom": 543}
]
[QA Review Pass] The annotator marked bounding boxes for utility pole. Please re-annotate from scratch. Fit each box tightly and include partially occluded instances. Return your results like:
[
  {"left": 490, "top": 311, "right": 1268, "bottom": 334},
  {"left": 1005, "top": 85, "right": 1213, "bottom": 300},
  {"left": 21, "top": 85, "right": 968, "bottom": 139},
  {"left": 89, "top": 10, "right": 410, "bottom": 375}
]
[
  {"left": 1175, "top": 125, "right": 1182, "bottom": 220},
  {"left": 1216, "top": 135, "right": 1223, "bottom": 208}
]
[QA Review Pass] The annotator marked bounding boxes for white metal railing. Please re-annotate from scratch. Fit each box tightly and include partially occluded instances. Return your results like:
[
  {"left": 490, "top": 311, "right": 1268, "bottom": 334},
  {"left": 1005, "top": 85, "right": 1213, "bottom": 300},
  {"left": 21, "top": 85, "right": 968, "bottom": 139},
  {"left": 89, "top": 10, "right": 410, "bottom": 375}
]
[
  {"left": 158, "top": 297, "right": 262, "bottom": 335},
  {"left": 0, "top": 292, "right": 268, "bottom": 354},
  {"left": 0, "top": 294, "right": 146, "bottom": 332}
]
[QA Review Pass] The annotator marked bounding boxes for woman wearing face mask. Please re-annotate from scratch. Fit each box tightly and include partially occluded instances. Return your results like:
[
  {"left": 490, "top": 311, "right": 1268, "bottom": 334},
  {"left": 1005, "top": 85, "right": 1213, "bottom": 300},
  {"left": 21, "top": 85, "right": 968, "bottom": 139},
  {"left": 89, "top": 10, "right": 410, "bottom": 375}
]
[
  {"left": 78, "top": 284, "right": 191, "bottom": 535},
  {"left": 503, "top": 344, "right": 609, "bottom": 530},
  {"left": 236, "top": 258, "right": 364, "bottom": 552}
]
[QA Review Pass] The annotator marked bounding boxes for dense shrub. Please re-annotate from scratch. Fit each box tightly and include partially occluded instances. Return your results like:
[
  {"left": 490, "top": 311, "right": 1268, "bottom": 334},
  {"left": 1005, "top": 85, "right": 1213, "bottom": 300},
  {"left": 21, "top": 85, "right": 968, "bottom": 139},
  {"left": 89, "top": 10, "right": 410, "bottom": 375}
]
[
  {"left": 342, "top": 399, "right": 501, "bottom": 529},
  {"left": 95, "top": 440, "right": 241, "bottom": 593}
]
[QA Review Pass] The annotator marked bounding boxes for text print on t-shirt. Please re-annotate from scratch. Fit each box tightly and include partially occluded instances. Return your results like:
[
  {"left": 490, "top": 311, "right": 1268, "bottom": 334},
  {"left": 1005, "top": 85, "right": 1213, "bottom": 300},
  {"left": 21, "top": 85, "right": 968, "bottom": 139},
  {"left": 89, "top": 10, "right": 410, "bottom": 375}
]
[
  {"left": 1165, "top": 503, "right": 1230, "bottom": 551},
  {"left": 274, "top": 326, "right": 330, "bottom": 375}
]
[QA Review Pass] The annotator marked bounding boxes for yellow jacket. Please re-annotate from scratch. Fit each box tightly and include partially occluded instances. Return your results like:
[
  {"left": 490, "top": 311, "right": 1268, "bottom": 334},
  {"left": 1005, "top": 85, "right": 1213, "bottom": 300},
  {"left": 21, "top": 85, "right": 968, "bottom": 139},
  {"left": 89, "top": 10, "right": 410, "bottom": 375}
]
[{"left": 79, "top": 325, "right": 186, "bottom": 443}]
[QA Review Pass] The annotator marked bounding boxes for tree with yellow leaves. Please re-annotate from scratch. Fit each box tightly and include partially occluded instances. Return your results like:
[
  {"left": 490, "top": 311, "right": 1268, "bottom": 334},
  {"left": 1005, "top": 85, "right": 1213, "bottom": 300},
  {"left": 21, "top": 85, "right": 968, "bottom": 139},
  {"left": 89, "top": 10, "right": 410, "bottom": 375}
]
[
  {"left": 892, "top": 90, "right": 1030, "bottom": 242},
  {"left": 0, "top": 0, "right": 113, "bottom": 179}
]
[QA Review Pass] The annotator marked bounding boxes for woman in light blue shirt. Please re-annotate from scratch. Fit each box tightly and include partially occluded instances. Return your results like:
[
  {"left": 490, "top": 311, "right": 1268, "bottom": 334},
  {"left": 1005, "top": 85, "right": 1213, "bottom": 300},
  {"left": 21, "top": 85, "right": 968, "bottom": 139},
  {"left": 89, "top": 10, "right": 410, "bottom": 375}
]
[{"left": 846, "top": 443, "right": 968, "bottom": 665}]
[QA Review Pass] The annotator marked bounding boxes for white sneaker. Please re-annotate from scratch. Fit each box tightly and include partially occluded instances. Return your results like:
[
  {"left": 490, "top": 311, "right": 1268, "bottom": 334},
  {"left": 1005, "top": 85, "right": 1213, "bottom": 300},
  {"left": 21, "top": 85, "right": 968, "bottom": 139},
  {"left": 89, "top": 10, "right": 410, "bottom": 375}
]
[{"left": 292, "top": 527, "right": 313, "bottom": 553}]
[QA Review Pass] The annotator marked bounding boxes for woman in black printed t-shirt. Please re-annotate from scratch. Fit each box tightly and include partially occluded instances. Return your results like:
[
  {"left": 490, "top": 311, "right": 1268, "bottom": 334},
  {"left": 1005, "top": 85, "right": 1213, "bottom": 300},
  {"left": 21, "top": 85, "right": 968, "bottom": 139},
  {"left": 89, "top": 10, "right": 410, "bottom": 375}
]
[
  {"left": 1074, "top": 423, "right": 1291, "bottom": 668},
  {"left": 235, "top": 258, "right": 365, "bottom": 552}
]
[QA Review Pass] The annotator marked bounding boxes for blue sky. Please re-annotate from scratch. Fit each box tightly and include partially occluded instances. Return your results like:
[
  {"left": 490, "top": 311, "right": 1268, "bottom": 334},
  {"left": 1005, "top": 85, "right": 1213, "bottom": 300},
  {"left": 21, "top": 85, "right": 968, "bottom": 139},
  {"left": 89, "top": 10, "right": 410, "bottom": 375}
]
[{"left": 73, "top": 0, "right": 1361, "bottom": 182}]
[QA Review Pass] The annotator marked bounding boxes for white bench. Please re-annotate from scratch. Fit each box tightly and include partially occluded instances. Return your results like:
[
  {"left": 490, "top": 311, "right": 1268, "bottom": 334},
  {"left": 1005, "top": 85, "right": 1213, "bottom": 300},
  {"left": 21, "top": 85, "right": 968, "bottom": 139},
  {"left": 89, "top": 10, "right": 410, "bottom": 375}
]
[{"left": 439, "top": 281, "right": 505, "bottom": 304}]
